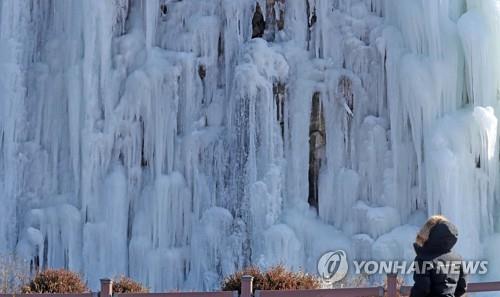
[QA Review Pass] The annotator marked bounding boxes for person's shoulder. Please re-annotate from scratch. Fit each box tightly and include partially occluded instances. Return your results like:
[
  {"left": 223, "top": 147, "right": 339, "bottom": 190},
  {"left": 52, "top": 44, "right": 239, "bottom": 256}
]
[
  {"left": 437, "top": 250, "right": 463, "bottom": 262},
  {"left": 448, "top": 250, "right": 463, "bottom": 259},
  {"left": 414, "top": 253, "right": 435, "bottom": 262}
]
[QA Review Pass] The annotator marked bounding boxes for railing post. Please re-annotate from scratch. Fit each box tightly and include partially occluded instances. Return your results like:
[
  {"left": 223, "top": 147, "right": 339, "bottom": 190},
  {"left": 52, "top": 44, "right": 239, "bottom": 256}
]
[
  {"left": 241, "top": 275, "right": 254, "bottom": 297},
  {"left": 386, "top": 273, "right": 398, "bottom": 297},
  {"left": 100, "top": 278, "right": 113, "bottom": 297}
]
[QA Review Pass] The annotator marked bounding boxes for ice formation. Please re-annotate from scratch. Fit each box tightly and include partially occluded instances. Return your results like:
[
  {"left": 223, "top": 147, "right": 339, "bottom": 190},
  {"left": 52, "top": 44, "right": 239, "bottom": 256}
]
[{"left": 1, "top": 0, "right": 500, "bottom": 291}]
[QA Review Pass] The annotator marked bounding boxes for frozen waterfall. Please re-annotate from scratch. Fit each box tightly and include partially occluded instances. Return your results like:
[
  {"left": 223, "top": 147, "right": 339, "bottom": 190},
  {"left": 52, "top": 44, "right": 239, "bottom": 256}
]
[{"left": 1, "top": 0, "right": 500, "bottom": 291}]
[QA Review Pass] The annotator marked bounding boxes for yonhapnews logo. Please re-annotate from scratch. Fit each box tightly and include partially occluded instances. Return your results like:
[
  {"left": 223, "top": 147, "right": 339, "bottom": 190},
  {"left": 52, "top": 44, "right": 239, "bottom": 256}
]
[
  {"left": 317, "top": 250, "right": 349, "bottom": 283},
  {"left": 317, "top": 250, "right": 488, "bottom": 283}
]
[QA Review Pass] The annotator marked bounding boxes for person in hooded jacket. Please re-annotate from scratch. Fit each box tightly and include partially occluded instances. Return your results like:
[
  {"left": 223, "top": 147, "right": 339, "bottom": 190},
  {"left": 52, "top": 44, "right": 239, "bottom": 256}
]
[{"left": 410, "top": 215, "right": 467, "bottom": 297}]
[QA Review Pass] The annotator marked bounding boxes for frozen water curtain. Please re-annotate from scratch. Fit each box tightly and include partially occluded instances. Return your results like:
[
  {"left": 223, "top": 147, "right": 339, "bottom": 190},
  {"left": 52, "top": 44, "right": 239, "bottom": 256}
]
[{"left": 1, "top": 0, "right": 500, "bottom": 291}]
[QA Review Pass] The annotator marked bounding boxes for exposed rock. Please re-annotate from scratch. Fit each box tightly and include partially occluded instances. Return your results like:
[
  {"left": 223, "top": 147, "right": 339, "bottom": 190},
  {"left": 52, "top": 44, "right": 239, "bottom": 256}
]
[
  {"left": 112, "top": 0, "right": 130, "bottom": 36},
  {"left": 277, "top": 0, "right": 285, "bottom": 31},
  {"left": 252, "top": 3, "right": 266, "bottom": 38},
  {"left": 160, "top": 3, "right": 168, "bottom": 15},
  {"left": 308, "top": 92, "right": 326, "bottom": 212},
  {"left": 140, "top": 117, "right": 148, "bottom": 168},
  {"left": 308, "top": 7, "right": 317, "bottom": 28},
  {"left": 273, "top": 82, "right": 286, "bottom": 138},
  {"left": 265, "top": 0, "right": 276, "bottom": 41},
  {"left": 339, "top": 75, "right": 354, "bottom": 115},
  {"left": 198, "top": 64, "right": 206, "bottom": 80},
  {"left": 218, "top": 33, "right": 224, "bottom": 58},
  {"left": 264, "top": 0, "right": 285, "bottom": 41}
]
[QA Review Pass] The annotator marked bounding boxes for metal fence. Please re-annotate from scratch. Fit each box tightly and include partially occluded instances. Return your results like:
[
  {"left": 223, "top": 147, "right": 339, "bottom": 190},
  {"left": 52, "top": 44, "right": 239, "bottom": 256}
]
[
  {"left": 0, "top": 294, "right": 95, "bottom": 297},
  {"left": 246, "top": 274, "right": 500, "bottom": 297},
  {"left": 1, "top": 274, "right": 500, "bottom": 297}
]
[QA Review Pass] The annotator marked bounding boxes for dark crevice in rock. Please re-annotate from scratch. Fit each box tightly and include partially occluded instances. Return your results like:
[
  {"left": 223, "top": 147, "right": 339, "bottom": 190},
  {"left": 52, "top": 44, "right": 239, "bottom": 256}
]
[
  {"left": 43, "top": 235, "right": 48, "bottom": 270},
  {"left": 199, "top": 64, "right": 207, "bottom": 105},
  {"left": 160, "top": 3, "right": 168, "bottom": 15},
  {"left": 218, "top": 33, "right": 224, "bottom": 58},
  {"left": 383, "top": 49, "right": 388, "bottom": 114},
  {"left": 140, "top": 117, "right": 148, "bottom": 168},
  {"left": 126, "top": 201, "right": 133, "bottom": 275},
  {"left": 217, "top": 32, "right": 225, "bottom": 89},
  {"left": 252, "top": 2, "right": 266, "bottom": 38},
  {"left": 308, "top": 92, "right": 326, "bottom": 212},
  {"left": 198, "top": 64, "right": 206, "bottom": 80},
  {"left": 118, "top": 151, "right": 125, "bottom": 166},
  {"left": 273, "top": 82, "right": 286, "bottom": 138},
  {"left": 31, "top": 254, "right": 40, "bottom": 273},
  {"left": 309, "top": 8, "right": 317, "bottom": 28},
  {"left": 64, "top": 248, "right": 69, "bottom": 269}
]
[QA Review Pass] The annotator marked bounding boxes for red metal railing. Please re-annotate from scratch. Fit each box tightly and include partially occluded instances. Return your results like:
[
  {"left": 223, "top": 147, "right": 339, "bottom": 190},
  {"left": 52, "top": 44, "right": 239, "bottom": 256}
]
[
  {"left": 2, "top": 274, "right": 500, "bottom": 297},
  {"left": 399, "top": 279, "right": 500, "bottom": 296},
  {"left": 0, "top": 294, "right": 95, "bottom": 297},
  {"left": 252, "top": 274, "right": 500, "bottom": 297},
  {"left": 117, "top": 293, "right": 237, "bottom": 297},
  {"left": 254, "top": 287, "right": 384, "bottom": 297}
]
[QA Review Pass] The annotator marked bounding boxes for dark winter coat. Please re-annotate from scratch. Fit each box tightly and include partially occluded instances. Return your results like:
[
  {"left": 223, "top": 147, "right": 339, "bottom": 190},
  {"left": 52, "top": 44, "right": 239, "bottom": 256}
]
[{"left": 410, "top": 221, "right": 467, "bottom": 297}]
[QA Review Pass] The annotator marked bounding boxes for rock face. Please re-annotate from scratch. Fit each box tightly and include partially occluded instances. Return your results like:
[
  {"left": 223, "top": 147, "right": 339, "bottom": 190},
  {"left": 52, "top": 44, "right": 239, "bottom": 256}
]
[
  {"left": 308, "top": 92, "right": 325, "bottom": 211},
  {"left": 1, "top": 0, "right": 500, "bottom": 292},
  {"left": 252, "top": 3, "right": 266, "bottom": 38}
]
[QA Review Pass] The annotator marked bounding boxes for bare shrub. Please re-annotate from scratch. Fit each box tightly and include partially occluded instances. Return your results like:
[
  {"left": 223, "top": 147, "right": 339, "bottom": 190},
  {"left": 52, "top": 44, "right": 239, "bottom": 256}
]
[
  {"left": 21, "top": 269, "right": 88, "bottom": 293},
  {"left": 221, "top": 265, "right": 320, "bottom": 292},
  {"left": 112, "top": 276, "right": 149, "bottom": 293},
  {"left": 0, "top": 254, "right": 31, "bottom": 293}
]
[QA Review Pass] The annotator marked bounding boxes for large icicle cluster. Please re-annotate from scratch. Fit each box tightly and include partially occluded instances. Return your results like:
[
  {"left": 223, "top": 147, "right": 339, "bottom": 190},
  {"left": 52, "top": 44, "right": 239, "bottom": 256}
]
[{"left": 1, "top": 0, "right": 500, "bottom": 291}]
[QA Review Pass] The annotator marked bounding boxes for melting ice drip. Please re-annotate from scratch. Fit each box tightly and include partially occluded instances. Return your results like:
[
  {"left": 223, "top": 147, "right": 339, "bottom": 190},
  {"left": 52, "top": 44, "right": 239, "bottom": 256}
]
[{"left": 1, "top": 0, "right": 500, "bottom": 291}]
